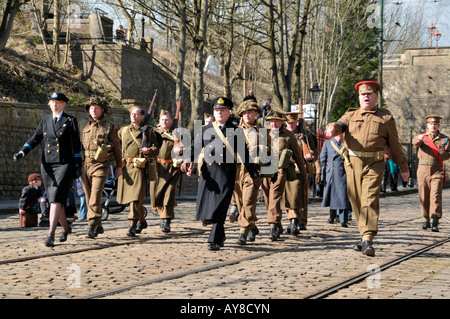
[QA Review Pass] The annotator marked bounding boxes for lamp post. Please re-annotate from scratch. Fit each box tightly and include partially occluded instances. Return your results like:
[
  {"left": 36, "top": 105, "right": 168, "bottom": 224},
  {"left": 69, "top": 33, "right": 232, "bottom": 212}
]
[
  {"left": 428, "top": 22, "right": 436, "bottom": 46},
  {"left": 406, "top": 113, "right": 416, "bottom": 188},
  {"left": 433, "top": 29, "right": 442, "bottom": 48},
  {"left": 309, "top": 82, "right": 322, "bottom": 135}
]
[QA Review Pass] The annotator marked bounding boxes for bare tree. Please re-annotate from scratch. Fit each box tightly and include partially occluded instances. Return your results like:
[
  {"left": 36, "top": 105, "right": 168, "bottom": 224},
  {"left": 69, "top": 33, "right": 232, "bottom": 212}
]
[{"left": 0, "top": 0, "right": 30, "bottom": 51}]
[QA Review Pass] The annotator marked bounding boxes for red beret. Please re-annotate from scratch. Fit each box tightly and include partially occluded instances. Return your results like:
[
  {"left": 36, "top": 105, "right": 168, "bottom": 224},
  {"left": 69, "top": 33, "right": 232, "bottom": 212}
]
[
  {"left": 28, "top": 173, "right": 42, "bottom": 183},
  {"left": 355, "top": 81, "right": 381, "bottom": 94}
]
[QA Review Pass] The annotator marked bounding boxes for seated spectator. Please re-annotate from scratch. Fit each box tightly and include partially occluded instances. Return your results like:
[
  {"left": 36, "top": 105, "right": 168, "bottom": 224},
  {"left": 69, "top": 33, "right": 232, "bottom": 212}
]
[{"left": 19, "top": 173, "right": 46, "bottom": 227}]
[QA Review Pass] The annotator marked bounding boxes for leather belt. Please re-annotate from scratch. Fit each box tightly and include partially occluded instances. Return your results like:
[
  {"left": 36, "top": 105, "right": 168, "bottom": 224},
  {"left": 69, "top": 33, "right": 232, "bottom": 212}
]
[
  {"left": 84, "top": 151, "right": 96, "bottom": 157},
  {"left": 157, "top": 158, "right": 173, "bottom": 163},
  {"left": 419, "top": 160, "right": 441, "bottom": 166},
  {"left": 348, "top": 149, "right": 384, "bottom": 160}
]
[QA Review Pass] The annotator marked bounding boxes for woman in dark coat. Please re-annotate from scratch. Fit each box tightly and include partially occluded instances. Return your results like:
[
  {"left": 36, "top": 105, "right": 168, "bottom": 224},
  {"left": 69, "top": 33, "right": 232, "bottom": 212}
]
[
  {"left": 320, "top": 134, "right": 351, "bottom": 227},
  {"left": 14, "top": 92, "right": 82, "bottom": 246}
]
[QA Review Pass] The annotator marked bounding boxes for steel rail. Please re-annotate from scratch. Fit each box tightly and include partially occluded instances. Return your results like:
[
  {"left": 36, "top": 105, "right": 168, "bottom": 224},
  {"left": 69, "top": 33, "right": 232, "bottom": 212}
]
[{"left": 303, "top": 235, "right": 450, "bottom": 299}]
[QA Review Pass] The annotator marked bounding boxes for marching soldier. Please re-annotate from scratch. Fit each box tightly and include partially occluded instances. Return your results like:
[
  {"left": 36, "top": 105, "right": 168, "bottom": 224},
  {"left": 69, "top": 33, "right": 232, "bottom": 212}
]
[
  {"left": 325, "top": 80, "right": 409, "bottom": 256},
  {"left": 233, "top": 100, "right": 268, "bottom": 245},
  {"left": 282, "top": 112, "right": 310, "bottom": 236},
  {"left": 413, "top": 115, "right": 449, "bottom": 232},
  {"left": 181, "top": 97, "right": 260, "bottom": 251},
  {"left": 81, "top": 96, "right": 122, "bottom": 239},
  {"left": 261, "top": 109, "right": 307, "bottom": 241},
  {"left": 117, "top": 106, "right": 159, "bottom": 237},
  {"left": 150, "top": 110, "right": 182, "bottom": 233}
]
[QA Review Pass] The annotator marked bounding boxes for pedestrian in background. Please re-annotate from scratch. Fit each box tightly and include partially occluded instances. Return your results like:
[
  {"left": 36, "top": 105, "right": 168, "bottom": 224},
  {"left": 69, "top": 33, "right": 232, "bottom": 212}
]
[
  {"left": 18, "top": 173, "right": 45, "bottom": 227},
  {"left": 320, "top": 133, "right": 351, "bottom": 227},
  {"left": 75, "top": 177, "right": 87, "bottom": 221},
  {"left": 14, "top": 92, "right": 82, "bottom": 247}
]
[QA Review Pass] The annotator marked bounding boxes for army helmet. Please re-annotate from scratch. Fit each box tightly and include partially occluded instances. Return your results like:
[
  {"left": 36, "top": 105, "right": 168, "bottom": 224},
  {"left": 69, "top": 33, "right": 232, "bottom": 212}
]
[
  {"left": 236, "top": 100, "right": 261, "bottom": 117},
  {"left": 85, "top": 96, "right": 108, "bottom": 113}
]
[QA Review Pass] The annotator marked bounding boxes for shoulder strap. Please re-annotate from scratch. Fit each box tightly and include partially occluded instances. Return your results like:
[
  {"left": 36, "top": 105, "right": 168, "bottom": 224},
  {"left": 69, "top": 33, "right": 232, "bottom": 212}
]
[{"left": 212, "top": 121, "right": 237, "bottom": 162}]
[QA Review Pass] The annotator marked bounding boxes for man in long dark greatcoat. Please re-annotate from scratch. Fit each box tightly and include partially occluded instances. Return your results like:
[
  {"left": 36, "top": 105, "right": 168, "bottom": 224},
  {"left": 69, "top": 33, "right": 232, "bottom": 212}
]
[{"left": 181, "top": 97, "right": 260, "bottom": 251}]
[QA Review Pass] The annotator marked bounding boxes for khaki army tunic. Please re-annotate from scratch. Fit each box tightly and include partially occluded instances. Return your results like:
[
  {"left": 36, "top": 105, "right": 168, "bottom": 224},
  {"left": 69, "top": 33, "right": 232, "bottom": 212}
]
[
  {"left": 281, "top": 129, "right": 310, "bottom": 222},
  {"left": 232, "top": 122, "right": 267, "bottom": 233},
  {"left": 117, "top": 124, "right": 159, "bottom": 221},
  {"left": 332, "top": 107, "right": 408, "bottom": 242},
  {"left": 81, "top": 117, "right": 122, "bottom": 221},
  {"left": 262, "top": 126, "right": 307, "bottom": 224},
  {"left": 150, "top": 127, "right": 181, "bottom": 220},
  {"left": 414, "top": 131, "right": 450, "bottom": 219}
]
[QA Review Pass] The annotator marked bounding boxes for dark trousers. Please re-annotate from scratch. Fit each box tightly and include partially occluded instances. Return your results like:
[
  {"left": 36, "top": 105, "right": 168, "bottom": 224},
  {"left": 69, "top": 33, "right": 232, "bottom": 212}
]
[{"left": 208, "top": 212, "right": 227, "bottom": 245}]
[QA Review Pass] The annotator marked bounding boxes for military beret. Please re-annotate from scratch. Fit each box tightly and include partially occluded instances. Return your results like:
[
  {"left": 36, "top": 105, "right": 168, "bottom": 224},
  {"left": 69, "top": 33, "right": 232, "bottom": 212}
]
[
  {"left": 28, "top": 173, "right": 42, "bottom": 183},
  {"left": 84, "top": 96, "right": 108, "bottom": 112},
  {"left": 266, "top": 109, "right": 286, "bottom": 121},
  {"left": 237, "top": 100, "right": 261, "bottom": 117},
  {"left": 211, "top": 97, "right": 233, "bottom": 110},
  {"left": 49, "top": 91, "right": 69, "bottom": 102},
  {"left": 355, "top": 81, "right": 381, "bottom": 94},
  {"left": 426, "top": 115, "right": 442, "bottom": 123}
]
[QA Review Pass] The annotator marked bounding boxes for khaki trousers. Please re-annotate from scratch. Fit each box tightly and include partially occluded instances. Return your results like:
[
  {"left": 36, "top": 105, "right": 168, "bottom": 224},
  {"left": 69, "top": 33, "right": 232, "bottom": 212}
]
[
  {"left": 262, "top": 168, "right": 287, "bottom": 224},
  {"left": 81, "top": 161, "right": 109, "bottom": 221},
  {"left": 233, "top": 165, "right": 261, "bottom": 231},
  {"left": 417, "top": 164, "right": 444, "bottom": 219},
  {"left": 345, "top": 156, "right": 384, "bottom": 242},
  {"left": 156, "top": 206, "right": 175, "bottom": 219}
]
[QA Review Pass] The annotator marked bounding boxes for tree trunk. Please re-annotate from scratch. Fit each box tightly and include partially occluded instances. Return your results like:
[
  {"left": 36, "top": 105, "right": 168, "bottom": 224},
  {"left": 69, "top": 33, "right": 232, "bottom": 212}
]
[
  {"left": 0, "top": 0, "right": 23, "bottom": 51},
  {"left": 53, "top": 0, "right": 61, "bottom": 65},
  {"left": 175, "top": 0, "right": 187, "bottom": 118}
]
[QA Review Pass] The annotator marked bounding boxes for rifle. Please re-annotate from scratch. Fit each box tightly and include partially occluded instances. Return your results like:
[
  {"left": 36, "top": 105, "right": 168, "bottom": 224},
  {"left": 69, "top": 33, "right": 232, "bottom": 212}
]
[
  {"left": 140, "top": 89, "right": 157, "bottom": 149},
  {"left": 173, "top": 97, "right": 181, "bottom": 130},
  {"left": 298, "top": 97, "right": 312, "bottom": 158}
]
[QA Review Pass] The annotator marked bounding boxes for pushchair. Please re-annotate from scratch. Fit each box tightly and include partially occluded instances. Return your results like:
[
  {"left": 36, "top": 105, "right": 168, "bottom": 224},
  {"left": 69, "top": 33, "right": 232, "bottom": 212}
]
[
  {"left": 101, "top": 165, "right": 126, "bottom": 221},
  {"left": 101, "top": 165, "right": 148, "bottom": 221}
]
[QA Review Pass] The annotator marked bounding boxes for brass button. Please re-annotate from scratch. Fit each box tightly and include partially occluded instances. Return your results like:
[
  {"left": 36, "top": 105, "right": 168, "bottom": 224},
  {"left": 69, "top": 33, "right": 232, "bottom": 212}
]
[
  {"left": 44, "top": 132, "right": 47, "bottom": 135},
  {"left": 48, "top": 144, "right": 51, "bottom": 147},
  {"left": 47, "top": 150, "right": 51, "bottom": 154}
]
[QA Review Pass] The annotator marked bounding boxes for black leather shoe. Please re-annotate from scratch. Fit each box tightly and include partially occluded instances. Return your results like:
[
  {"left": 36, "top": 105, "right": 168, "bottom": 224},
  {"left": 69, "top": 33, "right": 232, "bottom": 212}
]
[
  {"left": 160, "top": 219, "right": 171, "bottom": 233},
  {"left": 208, "top": 243, "right": 220, "bottom": 251},
  {"left": 431, "top": 218, "right": 439, "bottom": 232},
  {"left": 59, "top": 226, "right": 72, "bottom": 242},
  {"left": 422, "top": 220, "right": 431, "bottom": 229},
  {"left": 127, "top": 226, "right": 137, "bottom": 237},
  {"left": 299, "top": 223, "right": 307, "bottom": 230},
  {"left": 341, "top": 223, "right": 348, "bottom": 228},
  {"left": 86, "top": 228, "right": 96, "bottom": 239},
  {"left": 269, "top": 225, "right": 278, "bottom": 241},
  {"left": 44, "top": 235, "right": 55, "bottom": 247},
  {"left": 136, "top": 220, "right": 148, "bottom": 234},
  {"left": 290, "top": 219, "right": 300, "bottom": 236},
  {"left": 353, "top": 242, "right": 362, "bottom": 251},
  {"left": 236, "top": 233, "right": 247, "bottom": 245},
  {"left": 94, "top": 224, "right": 104, "bottom": 236},
  {"left": 247, "top": 226, "right": 259, "bottom": 242},
  {"left": 362, "top": 240, "right": 375, "bottom": 256}
]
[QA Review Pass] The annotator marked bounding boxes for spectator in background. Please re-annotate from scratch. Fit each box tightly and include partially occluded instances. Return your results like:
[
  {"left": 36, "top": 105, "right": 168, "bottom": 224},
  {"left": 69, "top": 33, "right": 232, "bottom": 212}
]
[{"left": 76, "top": 177, "right": 87, "bottom": 221}]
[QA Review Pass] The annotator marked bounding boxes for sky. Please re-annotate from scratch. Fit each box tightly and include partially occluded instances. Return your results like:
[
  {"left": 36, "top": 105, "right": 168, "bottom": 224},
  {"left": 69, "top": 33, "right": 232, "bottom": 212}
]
[{"left": 391, "top": 0, "right": 450, "bottom": 47}]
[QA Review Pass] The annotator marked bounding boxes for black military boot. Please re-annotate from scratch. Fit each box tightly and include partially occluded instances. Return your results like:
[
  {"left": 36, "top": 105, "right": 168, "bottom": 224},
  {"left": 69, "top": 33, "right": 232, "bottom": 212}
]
[
  {"left": 422, "top": 217, "right": 431, "bottom": 230},
  {"left": 94, "top": 223, "right": 104, "bottom": 236},
  {"left": 290, "top": 219, "right": 300, "bottom": 236},
  {"left": 160, "top": 219, "right": 171, "bottom": 232},
  {"left": 353, "top": 241, "right": 362, "bottom": 251},
  {"left": 247, "top": 226, "right": 259, "bottom": 242},
  {"left": 86, "top": 219, "right": 99, "bottom": 239},
  {"left": 269, "top": 224, "right": 278, "bottom": 241},
  {"left": 127, "top": 225, "right": 137, "bottom": 237},
  {"left": 361, "top": 240, "right": 375, "bottom": 256},
  {"left": 136, "top": 220, "right": 148, "bottom": 234},
  {"left": 236, "top": 233, "right": 247, "bottom": 245},
  {"left": 431, "top": 218, "right": 439, "bottom": 232}
]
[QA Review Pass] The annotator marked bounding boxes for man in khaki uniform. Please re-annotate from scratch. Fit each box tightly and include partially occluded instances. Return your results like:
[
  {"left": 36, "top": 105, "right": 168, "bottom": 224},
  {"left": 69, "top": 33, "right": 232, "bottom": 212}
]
[
  {"left": 262, "top": 109, "right": 307, "bottom": 241},
  {"left": 414, "top": 115, "right": 449, "bottom": 232},
  {"left": 326, "top": 81, "right": 409, "bottom": 256},
  {"left": 283, "top": 112, "right": 310, "bottom": 235},
  {"left": 117, "top": 106, "right": 159, "bottom": 237},
  {"left": 81, "top": 96, "right": 122, "bottom": 238},
  {"left": 233, "top": 100, "right": 267, "bottom": 245},
  {"left": 150, "top": 110, "right": 182, "bottom": 233}
]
